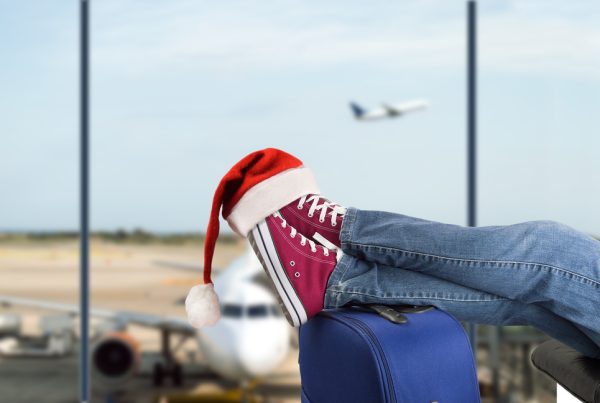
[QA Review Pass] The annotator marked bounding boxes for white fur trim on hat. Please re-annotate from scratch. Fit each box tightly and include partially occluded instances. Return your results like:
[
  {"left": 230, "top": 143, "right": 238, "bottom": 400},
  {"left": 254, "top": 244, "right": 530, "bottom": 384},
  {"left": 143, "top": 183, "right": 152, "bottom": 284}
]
[
  {"left": 226, "top": 167, "right": 320, "bottom": 237},
  {"left": 185, "top": 283, "right": 221, "bottom": 328}
]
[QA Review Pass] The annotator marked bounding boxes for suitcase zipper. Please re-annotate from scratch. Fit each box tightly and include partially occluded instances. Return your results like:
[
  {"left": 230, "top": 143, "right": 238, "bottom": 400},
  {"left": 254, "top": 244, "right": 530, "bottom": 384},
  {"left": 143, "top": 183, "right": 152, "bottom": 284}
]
[{"left": 322, "top": 312, "right": 397, "bottom": 403}]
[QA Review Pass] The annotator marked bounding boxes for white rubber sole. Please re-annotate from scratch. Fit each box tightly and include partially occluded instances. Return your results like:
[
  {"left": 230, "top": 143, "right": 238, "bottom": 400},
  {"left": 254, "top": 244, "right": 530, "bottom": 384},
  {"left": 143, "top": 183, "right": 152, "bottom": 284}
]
[{"left": 248, "top": 220, "right": 307, "bottom": 327}]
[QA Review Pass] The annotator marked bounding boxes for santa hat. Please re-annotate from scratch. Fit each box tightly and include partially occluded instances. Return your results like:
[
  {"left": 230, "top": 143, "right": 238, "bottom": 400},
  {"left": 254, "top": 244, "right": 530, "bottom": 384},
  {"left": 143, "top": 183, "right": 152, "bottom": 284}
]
[{"left": 185, "top": 148, "right": 320, "bottom": 328}]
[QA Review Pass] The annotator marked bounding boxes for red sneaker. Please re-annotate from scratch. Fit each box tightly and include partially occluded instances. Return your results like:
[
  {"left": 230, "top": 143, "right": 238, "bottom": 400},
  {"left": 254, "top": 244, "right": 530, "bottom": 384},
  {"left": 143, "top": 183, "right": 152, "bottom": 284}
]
[
  {"left": 248, "top": 212, "right": 338, "bottom": 327},
  {"left": 278, "top": 194, "right": 346, "bottom": 250}
]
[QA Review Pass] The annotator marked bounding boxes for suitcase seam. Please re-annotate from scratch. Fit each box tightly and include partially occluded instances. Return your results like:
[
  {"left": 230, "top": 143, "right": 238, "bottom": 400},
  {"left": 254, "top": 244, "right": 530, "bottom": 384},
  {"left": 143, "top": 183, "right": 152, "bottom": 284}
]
[{"left": 321, "top": 312, "right": 395, "bottom": 403}]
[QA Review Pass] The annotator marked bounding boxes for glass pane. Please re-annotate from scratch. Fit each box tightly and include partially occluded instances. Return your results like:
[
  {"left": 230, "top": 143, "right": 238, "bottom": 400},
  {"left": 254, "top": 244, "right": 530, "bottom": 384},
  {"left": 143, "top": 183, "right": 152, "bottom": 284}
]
[
  {"left": 91, "top": 1, "right": 467, "bottom": 402},
  {"left": 479, "top": 2, "right": 600, "bottom": 401},
  {"left": 480, "top": 2, "right": 600, "bottom": 231},
  {"left": 0, "top": 2, "right": 78, "bottom": 402}
]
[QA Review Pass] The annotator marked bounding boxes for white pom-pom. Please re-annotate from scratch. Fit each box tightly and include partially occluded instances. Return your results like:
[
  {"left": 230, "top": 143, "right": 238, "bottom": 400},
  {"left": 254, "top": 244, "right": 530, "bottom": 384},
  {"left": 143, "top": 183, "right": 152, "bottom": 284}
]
[{"left": 185, "top": 283, "right": 221, "bottom": 328}]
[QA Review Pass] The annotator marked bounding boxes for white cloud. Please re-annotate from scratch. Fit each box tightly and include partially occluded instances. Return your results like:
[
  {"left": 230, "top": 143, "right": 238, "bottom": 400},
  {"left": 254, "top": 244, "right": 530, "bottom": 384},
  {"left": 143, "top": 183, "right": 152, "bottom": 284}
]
[{"left": 91, "top": 0, "right": 600, "bottom": 79}]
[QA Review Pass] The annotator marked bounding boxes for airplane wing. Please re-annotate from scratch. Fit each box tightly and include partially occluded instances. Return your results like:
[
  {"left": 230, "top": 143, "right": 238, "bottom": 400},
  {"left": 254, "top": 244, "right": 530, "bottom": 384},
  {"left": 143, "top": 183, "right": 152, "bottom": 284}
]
[
  {"left": 381, "top": 103, "right": 404, "bottom": 115},
  {"left": 153, "top": 259, "right": 203, "bottom": 272},
  {"left": 383, "top": 100, "right": 429, "bottom": 115},
  {"left": 0, "top": 295, "right": 196, "bottom": 336}
]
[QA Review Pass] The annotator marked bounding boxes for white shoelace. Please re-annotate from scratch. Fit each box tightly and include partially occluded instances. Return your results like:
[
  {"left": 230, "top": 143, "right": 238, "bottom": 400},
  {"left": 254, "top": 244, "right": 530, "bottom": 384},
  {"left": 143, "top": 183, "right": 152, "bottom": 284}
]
[
  {"left": 296, "top": 195, "right": 347, "bottom": 227},
  {"left": 273, "top": 212, "right": 329, "bottom": 256}
]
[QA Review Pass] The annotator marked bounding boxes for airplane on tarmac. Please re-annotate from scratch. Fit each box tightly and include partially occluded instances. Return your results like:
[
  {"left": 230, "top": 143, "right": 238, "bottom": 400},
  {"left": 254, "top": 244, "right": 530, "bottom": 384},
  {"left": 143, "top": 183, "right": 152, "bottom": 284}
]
[
  {"left": 350, "top": 99, "right": 429, "bottom": 121},
  {"left": 0, "top": 246, "right": 292, "bottom": 392}
]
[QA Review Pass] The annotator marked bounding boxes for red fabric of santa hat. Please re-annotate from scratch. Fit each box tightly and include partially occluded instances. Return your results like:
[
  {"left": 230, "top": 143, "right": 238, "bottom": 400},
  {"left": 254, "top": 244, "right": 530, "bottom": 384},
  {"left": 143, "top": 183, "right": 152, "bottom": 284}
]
[{"left": 186, "top": 148, "right": 320, "bottom": 328}]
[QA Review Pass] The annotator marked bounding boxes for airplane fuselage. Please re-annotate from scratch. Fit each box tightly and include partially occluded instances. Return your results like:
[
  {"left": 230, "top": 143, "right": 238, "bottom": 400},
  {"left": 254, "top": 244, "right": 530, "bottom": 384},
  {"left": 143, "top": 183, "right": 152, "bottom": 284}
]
[
  {"left": 351, "top": 99, "right": 429, "bottom": 121},
  {"left": 198, "top": 313, "right": 290, "bottom": 380}
]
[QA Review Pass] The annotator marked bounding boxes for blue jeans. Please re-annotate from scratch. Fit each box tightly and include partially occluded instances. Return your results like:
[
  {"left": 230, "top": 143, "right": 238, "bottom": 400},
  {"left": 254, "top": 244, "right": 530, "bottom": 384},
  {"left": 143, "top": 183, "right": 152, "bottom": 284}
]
[{"left": 324, "top": 208, "right": 600, "bottom": 358}]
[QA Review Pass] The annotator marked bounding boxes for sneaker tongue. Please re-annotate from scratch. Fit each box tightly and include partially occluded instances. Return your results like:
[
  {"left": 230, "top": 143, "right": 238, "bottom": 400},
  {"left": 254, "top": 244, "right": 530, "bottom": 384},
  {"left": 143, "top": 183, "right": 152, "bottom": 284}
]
[{"left": 313, "top": 232, "right": 337, "bottom": 250}]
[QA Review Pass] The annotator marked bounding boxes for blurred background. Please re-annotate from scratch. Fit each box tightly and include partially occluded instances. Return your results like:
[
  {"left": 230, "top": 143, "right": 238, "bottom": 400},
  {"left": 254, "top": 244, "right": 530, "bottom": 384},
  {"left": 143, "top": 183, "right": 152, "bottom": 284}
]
[{"left": 1, "top": 0, "right": 599, "bottom": 402}]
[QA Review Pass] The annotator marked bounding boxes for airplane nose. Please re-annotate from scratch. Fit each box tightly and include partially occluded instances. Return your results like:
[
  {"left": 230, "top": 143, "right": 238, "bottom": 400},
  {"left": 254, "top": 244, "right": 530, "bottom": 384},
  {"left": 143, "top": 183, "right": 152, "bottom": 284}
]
[
  {"left": 237, "top": 345, "right": 275, "bottom": 376},
  {"left": 237, "top": 330, "right": 288, "bottom": 376}
]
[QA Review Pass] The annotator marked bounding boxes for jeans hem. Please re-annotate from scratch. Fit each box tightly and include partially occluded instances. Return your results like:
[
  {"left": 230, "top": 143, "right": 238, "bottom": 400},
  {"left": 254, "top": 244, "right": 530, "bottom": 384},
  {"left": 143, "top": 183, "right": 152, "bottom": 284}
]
[
  {"left": 339, "top": 207, "right": 358, "bottom": 246},
  {"left": 324, "top": 253, "right": 355, "bottom": 309}
]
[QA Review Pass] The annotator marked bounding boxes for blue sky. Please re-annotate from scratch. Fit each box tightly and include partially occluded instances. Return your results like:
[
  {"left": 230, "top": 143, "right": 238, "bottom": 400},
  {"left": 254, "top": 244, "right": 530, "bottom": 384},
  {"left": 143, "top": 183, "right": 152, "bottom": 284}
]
[{"left": 1, "top": 1, "right": 599, "bottom": 234}]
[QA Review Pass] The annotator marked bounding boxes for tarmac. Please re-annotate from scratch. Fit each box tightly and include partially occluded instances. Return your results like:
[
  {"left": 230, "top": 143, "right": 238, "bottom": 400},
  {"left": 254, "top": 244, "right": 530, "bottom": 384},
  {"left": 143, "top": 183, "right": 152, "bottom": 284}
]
[
  {"left": 0, "top": 239, "right": 301, "bottom": 403},
  {"left": 0, "top": 238, "right": 558, "bottom": 403}
]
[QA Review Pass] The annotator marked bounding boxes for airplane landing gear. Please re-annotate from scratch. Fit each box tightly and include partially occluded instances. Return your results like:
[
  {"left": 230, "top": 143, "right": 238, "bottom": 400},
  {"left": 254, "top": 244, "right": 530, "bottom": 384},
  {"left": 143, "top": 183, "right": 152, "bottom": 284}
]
[
  {"left": 152, "top": 362, "right": 164, "bottom": 387},
  {"left": 152, "top": 362, "right": 183, "bottom": 387},
  {"left": 153, "top": 329, "right": 185, "bottom": 387}
]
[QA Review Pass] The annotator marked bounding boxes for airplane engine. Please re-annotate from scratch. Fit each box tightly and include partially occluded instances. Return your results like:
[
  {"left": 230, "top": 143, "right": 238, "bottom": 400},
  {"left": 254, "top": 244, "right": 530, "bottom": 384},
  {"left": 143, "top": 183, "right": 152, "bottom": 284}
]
[{"left": 91, "top": 332, "right": 140, "bottom": 390}]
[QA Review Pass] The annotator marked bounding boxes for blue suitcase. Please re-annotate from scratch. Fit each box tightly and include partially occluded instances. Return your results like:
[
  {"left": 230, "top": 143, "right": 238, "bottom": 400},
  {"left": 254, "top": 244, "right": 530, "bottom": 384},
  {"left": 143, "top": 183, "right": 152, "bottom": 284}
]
[{"left": 299, "top": 307, "right": 480, "bottom": 403}]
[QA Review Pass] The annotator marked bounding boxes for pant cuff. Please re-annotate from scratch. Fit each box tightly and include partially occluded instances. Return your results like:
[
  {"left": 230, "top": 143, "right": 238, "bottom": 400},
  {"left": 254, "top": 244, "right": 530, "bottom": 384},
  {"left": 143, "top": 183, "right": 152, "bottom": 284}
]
[
  {"left": 324, "top": 253, "right": 354, "bottom": 309},
  {"left": 340, "top": 207, "right": 358, "bottom": 245}
]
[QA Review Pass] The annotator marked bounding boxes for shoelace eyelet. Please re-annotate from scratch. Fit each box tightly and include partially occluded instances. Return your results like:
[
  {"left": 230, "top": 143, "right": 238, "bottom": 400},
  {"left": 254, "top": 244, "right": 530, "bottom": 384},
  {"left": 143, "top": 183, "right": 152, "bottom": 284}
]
[
  {"left": 324, "top": 250, "right": 329, "bottom": 256},
  {"left": 297, "top": 204, "right": 303, "bottom": 210},
  {"left": 308, "top": 213, "right": 314, "bottom": 218},
  {"left": 331, "top": 221, "right": 337, "bottom": 227},
  {"left": 294, "top": 272, "right": 300, "bottom": 278},
  {"left": 290, "top": 261, "right": 295, "bottom": 267},
  {"left": 319, "top": 218, "right": 325, "bottom": 223}
]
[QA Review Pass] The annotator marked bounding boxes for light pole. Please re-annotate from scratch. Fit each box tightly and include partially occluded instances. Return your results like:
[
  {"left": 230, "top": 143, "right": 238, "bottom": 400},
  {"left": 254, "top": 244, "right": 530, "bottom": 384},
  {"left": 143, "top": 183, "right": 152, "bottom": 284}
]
[{"left": 79, "top": 0, "right": 90, "bottom": 401}]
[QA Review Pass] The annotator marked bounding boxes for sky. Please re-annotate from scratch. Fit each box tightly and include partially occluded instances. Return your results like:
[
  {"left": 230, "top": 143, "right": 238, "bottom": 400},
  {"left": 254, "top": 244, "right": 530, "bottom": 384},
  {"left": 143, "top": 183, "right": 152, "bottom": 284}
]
[{"left": 1, "top": 0, "right": 599, "bottom": 235}]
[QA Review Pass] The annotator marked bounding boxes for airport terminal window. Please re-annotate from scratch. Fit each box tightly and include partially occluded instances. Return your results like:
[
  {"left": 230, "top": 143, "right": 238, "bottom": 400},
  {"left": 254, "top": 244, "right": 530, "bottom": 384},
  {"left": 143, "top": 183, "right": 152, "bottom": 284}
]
[{"left": 5, "top": 2, "right": 597, "bottom": 402}]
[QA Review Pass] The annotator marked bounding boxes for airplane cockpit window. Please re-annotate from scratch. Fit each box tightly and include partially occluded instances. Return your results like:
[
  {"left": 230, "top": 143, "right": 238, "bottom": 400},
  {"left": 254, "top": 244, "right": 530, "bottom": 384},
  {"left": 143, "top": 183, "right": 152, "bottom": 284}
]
[
  {"left": 270, "top": 305, "right": 282, "bottom": 317},
  {"left": 222, "top": 304, "right": 282, "bottom": 318},
  {"left": 247, "top": 305, "right": 269, "bottom": 318},
  {"left": 221, "top": 304, "right": 243, "bottom": 318}
]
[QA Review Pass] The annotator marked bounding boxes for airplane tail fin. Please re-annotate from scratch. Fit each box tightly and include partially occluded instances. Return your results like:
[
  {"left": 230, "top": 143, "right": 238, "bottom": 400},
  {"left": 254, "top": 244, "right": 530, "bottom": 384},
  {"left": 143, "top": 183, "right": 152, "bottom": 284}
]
[{"left": 349, "top": 102, "right": 365, "bottom": 118}]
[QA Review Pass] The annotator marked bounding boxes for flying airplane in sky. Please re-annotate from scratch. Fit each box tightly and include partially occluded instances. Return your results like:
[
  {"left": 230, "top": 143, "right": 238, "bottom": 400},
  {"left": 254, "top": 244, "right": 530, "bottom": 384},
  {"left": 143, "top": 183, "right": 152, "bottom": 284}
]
[
  {"left": 350, "top": 99, "right": 429, "bottom": 121},
  {"left": 0, "top": 247, "right": 292, "bottom": 392}
]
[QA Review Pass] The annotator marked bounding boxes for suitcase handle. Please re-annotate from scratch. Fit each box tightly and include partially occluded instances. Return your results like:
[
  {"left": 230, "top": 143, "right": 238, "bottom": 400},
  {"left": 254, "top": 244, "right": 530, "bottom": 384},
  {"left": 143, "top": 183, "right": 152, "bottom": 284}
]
[
  {"left": 354, "top": 304, "right": 436, "bottom": 324},
  {"left": 364, "top": 305, "right": 408, "bottom": 324},
  {"left": 392, "top": 304, "right": 435, "bottom": 314}
]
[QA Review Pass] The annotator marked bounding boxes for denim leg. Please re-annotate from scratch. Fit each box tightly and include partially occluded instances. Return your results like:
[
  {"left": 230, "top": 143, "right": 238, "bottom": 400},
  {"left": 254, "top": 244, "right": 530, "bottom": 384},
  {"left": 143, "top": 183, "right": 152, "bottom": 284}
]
[
  {"left": 325, "top": 254, "right": 600, "bottom": 358},
  {"left": 339, "top": 208, "right": 600, "bottom": 347}
]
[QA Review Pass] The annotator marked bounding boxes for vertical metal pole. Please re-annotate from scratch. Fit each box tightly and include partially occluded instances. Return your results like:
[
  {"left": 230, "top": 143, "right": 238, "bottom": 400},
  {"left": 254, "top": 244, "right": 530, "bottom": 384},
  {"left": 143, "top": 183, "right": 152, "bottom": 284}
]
[
  {"left": 467, "top": 0, "right": 478, "bottom": 355},
  {"left": 467, "top": 5, "right": 500, "bottom": 396},
  {"left": 80, "top": 0, "right": 90, "bottom": 401},
  {"left": 490, "top": 325, "right": 500, "bottom": 398}
]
